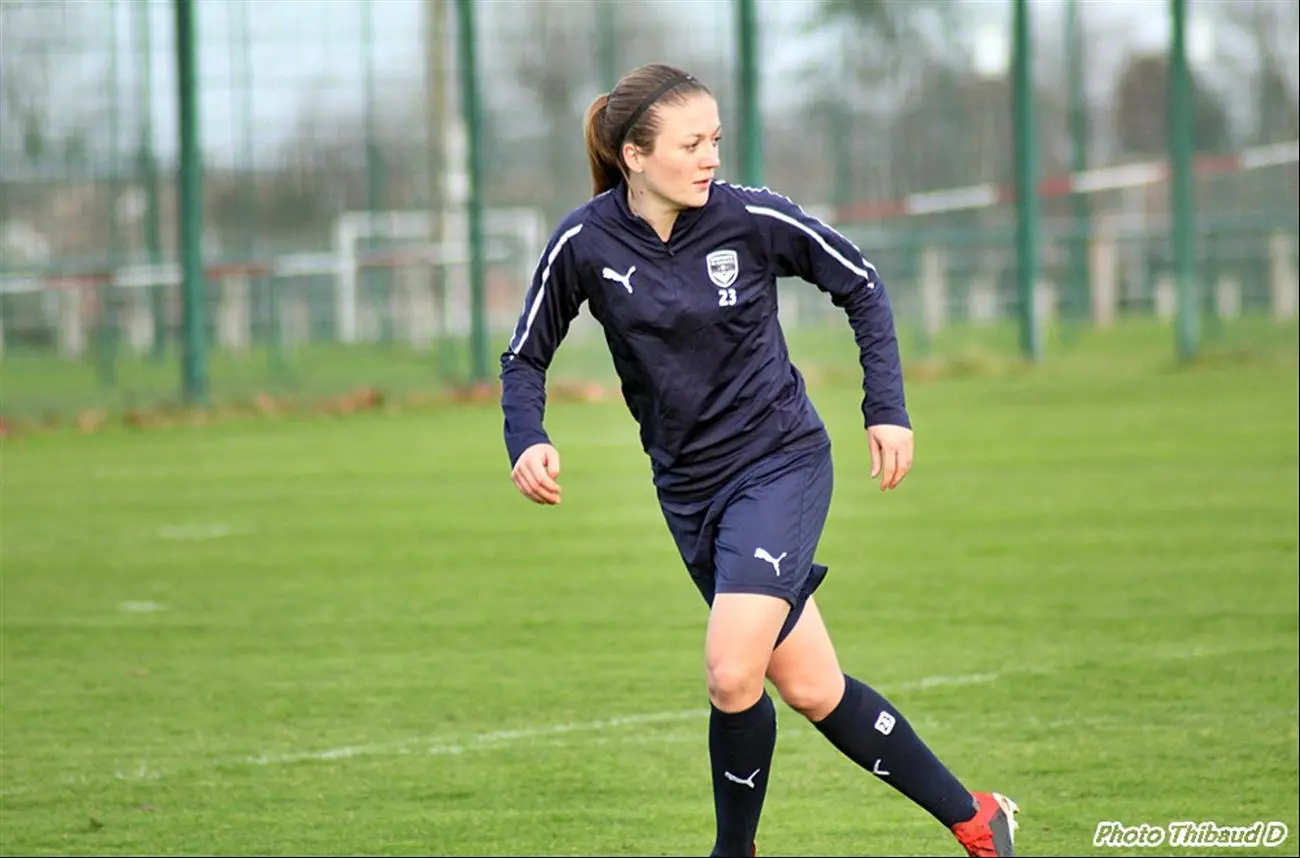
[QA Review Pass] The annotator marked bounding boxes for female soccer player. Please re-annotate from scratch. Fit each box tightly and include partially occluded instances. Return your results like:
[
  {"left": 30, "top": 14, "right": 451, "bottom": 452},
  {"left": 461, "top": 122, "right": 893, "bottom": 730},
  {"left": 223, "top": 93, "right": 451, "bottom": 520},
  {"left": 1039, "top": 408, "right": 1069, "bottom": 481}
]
[{"left": 499, "top": 63, "right": 1018, "bottom": 858}]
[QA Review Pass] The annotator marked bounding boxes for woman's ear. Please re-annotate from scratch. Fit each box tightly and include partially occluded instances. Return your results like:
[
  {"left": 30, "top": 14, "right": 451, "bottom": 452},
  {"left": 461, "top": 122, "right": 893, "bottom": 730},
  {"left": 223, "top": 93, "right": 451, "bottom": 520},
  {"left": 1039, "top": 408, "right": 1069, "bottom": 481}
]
[{"left": 622, "top": 141, "right": 644, "bottom": 176}]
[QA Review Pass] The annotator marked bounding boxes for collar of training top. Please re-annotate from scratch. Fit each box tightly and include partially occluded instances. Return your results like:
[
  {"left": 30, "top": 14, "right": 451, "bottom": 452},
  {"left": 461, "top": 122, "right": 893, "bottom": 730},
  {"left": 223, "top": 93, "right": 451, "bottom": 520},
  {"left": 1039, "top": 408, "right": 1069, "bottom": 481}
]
[{"left": 610, "top": 178, "right": 716, "bottom": 251}]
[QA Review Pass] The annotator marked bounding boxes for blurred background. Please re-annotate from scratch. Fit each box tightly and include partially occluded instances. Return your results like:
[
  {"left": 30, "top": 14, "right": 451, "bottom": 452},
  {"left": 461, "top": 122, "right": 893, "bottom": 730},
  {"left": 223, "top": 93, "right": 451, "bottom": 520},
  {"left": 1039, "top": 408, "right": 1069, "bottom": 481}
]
[{"left": 1, "top": 0, "right": 1297, "bottom": 419}]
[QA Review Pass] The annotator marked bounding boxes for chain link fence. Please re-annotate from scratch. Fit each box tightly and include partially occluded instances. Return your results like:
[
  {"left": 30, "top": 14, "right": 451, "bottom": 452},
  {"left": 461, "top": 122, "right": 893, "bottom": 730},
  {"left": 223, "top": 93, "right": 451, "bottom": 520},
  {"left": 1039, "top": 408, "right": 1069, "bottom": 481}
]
[{"left": 1, "top": 0, "right": 1296, "bottom": 420}]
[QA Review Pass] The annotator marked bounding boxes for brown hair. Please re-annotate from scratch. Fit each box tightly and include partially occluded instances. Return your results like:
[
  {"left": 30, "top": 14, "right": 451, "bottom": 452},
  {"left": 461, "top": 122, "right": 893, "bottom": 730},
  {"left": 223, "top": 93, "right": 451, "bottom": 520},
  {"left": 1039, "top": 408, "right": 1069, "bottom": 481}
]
[{"left": 583, "top": 63, "right": 711, "bottom": 197}]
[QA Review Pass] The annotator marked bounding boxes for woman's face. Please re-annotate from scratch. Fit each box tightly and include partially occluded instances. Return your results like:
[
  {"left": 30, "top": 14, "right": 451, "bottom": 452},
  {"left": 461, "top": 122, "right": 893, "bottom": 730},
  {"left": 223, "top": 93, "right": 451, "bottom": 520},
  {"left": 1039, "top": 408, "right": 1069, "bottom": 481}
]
[{"left": 625, "top": 93, "right": 722, "bottom": 210}]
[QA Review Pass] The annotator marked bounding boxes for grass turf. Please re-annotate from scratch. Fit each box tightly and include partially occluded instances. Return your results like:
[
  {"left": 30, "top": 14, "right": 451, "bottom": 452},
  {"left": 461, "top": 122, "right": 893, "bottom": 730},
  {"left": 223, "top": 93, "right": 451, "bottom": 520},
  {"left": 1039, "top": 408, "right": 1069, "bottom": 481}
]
[{"left": 2, "top": 324, "right": 1297, "bottom": 856}]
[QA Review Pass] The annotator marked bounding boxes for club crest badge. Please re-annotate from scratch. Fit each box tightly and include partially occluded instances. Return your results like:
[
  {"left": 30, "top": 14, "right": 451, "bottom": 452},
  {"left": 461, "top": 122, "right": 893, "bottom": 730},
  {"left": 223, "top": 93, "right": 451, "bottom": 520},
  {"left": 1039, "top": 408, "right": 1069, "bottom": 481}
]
[{"left": 706, "top": 249, "right": 738, "bottom": 289}]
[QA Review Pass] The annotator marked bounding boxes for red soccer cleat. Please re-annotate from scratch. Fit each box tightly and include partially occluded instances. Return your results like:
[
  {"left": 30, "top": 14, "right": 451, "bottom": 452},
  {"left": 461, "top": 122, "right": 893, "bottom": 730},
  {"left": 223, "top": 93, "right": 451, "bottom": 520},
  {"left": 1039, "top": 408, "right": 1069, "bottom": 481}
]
[{"left": 951, "top": 792, "right": 1020, "bottom": 857}]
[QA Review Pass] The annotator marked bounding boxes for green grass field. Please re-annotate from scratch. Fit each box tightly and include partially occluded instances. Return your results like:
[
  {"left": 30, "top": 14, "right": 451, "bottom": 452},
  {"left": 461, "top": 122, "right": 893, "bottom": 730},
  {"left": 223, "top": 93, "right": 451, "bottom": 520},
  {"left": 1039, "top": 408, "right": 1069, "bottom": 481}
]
[
  {"left": 2, "top": 313, "right": 1295, "bottom": 421},
  {"left": 2, "top": 327, "right": 1297, "bottom": 856}
]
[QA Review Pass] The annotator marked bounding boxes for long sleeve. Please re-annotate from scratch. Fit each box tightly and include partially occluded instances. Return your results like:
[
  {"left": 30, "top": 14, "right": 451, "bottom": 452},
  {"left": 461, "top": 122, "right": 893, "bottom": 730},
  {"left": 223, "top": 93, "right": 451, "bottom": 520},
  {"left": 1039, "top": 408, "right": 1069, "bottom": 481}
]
[
  {"left": 499, "top": 220, "right": 587, "bottom": 467},
  {"left": 741, "top": 187, "right": 910, "bottom": 430}
]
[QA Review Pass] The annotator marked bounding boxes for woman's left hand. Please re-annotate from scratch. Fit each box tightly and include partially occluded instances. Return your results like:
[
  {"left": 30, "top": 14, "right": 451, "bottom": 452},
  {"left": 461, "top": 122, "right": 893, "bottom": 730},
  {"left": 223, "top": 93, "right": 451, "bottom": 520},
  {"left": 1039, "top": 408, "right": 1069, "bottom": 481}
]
[{"left": 867, "top": 424, "right": 914, "bottom": 492}]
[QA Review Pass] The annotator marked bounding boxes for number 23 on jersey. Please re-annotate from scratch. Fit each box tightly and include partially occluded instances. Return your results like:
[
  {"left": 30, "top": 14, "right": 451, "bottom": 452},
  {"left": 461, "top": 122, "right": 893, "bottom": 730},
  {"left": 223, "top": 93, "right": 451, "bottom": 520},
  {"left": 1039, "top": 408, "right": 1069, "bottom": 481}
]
[{"left": 707, "top": 249, "right": 739, "bottom": 308}]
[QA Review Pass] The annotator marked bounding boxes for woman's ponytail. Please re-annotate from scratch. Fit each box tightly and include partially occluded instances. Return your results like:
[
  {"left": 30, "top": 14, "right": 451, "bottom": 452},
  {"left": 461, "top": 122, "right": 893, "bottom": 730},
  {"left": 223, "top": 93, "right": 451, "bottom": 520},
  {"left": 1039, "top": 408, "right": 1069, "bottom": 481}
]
[{"left": 584, "top": 94, "right": 624, "bottom": 197}]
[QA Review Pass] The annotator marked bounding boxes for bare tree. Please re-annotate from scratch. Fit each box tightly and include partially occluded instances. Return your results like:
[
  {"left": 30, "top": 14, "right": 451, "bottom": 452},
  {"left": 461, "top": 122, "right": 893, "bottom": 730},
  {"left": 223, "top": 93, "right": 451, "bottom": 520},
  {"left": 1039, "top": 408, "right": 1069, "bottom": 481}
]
[
  {"left": 0, "top": 1, "right": 132, "bottom": 263},
  {"left": 0, "top": 1, "right": 114, "bottom": 174},
  {"left": 801, "top": 0, "right": 1037, "bottom": 204},
  {"left": 1204, "top": 0, "right": 1299, "bottom": 145},
  {"left": 1113, "top": 54, "right": 1232, "bottom": 156}
]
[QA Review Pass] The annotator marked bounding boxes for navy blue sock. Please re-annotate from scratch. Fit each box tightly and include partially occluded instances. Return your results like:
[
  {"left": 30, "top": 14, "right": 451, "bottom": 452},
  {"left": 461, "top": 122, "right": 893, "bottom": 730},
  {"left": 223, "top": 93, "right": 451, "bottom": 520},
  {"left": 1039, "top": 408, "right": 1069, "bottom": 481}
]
[
  {"left": 708, "top": 691, "right": 776, "bottom": 857},
  {"left": 813, "top": 674, "right": 977, "bottom": 828}
]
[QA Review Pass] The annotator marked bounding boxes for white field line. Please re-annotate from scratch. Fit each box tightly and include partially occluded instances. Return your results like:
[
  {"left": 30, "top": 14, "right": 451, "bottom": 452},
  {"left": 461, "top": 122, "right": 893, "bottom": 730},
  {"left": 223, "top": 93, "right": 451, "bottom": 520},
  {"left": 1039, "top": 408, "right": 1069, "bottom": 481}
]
[
  {"left": 0, "top": 670, "right": 1004, "bottom": 798},
  {"left": 248, "top": 709, "right": 710, "bottom": 765},
  {"left": 1, "top": 642, "right": 1294, "bottom": 799},
  {"left": 156, "top": 523, "right": 252, "bottom": 541},
  {"left": 255, "top": 701, "right": 1300, "bottom": 766},
  {"left": 118, "top": 600, "right": 170, "bottom": 613},
  {"left": 246, "top": 671, "right": 1010, "bottom": 767},
  {"left": 237, "top": 650, "right": 1274, "bottom": 768}
]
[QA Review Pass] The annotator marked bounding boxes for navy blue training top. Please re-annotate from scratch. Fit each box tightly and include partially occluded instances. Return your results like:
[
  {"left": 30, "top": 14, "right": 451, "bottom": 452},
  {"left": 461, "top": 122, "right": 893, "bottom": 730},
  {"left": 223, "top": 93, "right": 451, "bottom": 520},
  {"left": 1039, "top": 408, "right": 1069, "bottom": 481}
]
[{"left": 499, "top": 180, "right": 910, "bottom": 501}]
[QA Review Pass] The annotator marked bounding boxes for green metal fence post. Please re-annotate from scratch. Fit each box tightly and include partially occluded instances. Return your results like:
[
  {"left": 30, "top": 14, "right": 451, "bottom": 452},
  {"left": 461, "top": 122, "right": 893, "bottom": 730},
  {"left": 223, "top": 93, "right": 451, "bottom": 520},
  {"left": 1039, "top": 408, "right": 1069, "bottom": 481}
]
[
  {"left": 98, "top": 0, "right": 122, "bottom": 390},
  {"left": 362, "top": 0, "right": 392, "bottom": 345},
  {"left": 1012, "top": 0, "right": 1041, "bottom": 362},
  {"left": 1065, "top": 0, "right": 1091, "bottom": 336},
  {"left": 175, "top": 0, "right": 208, "bottom": 404},
  {"left": 456, "top": 0, "right": 488, "bottom": 384},
  {"left": 1170, "top": 0, "right": 1198, "bottom": 362},
  {"left": 136, "top": 0, "right": 166, "bottom": 362},
  {"left": 830, "top": 31, "right": 853, "bottom": 210},
  {"left": 735, "top": 0, "right": 762, "bottom": 188},
  {"left": 908, "top": 234, "right": 930, "bottom": 361},
  {"left": 234, "top": 0, "right": 282, "bottom": 376},
  {"left": 424, "top": 0, "right": 455, "bottom": 381},
  {"left": 596, "top": 2, "right": 617, "bottom": 90}
]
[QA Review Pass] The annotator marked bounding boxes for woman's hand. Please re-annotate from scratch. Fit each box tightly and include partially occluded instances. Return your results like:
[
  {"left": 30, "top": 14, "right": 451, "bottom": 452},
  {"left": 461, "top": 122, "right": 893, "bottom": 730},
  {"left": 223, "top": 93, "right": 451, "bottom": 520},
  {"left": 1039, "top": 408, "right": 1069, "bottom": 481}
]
[
  {"left": 867, "top": 424, "right": 913, "bottom": 492},
  {"left": 512, "top": 443, "right": 563, "bottom": 505}
]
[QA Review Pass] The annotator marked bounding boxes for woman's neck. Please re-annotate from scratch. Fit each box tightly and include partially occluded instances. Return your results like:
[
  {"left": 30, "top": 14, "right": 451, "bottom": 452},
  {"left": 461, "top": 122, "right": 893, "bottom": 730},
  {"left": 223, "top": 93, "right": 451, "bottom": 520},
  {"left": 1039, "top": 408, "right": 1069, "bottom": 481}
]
[{"left": 627, "top": 184, "right": 678, "bottom": 243}]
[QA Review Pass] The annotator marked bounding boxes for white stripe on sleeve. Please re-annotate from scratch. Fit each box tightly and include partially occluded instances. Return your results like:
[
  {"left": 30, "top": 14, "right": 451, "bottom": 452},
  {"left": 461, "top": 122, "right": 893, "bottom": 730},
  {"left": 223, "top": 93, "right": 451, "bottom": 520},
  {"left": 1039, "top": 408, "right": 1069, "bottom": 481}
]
[
  {"left": 745, "top": 204, "right": 876, "bottom": 285},
  {"left": 507, "top": 223, "right": 584, "bottom": 356}
]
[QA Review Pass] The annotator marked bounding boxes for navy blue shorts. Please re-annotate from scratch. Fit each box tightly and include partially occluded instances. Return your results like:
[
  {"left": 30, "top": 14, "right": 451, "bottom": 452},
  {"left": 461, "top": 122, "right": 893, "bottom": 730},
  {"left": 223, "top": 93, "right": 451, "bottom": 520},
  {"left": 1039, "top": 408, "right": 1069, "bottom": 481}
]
[{"left": 657, "top": 441, "right": 834, "bottom": 647}]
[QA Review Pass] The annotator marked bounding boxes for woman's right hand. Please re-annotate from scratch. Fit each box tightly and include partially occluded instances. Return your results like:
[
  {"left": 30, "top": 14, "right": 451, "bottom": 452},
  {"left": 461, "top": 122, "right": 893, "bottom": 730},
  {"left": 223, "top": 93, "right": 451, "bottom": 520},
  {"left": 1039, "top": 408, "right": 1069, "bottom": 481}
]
[{"left": 511, "top": 443, "right": 563, "bottom": 505}]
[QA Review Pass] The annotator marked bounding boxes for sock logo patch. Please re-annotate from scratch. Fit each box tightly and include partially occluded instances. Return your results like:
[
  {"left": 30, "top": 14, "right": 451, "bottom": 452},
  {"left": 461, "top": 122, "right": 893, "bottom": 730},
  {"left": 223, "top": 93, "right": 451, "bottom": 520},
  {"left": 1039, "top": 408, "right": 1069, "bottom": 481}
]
[
  {"left": 723, "top": 768, "right": 761, "bottom": 789},
  {"left": 873, "top": 711, "right": 896, "bottom": 735}
]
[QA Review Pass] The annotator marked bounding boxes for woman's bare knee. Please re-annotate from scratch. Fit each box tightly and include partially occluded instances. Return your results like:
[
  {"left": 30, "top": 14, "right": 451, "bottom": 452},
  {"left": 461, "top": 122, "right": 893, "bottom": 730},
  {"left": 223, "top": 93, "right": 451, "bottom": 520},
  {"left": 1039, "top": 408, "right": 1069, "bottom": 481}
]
[
  {"left": 767, "top": 597, "right": 845, "bottom": 721},
  {"left": 704, "top": 593, "right": 790, "bottom": 713},
  {"left": 773, "top": 671, "right": 845, "bottom": 720},
  {"left": 705, "top": 660, "right": 766, "bottom": 712}
]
